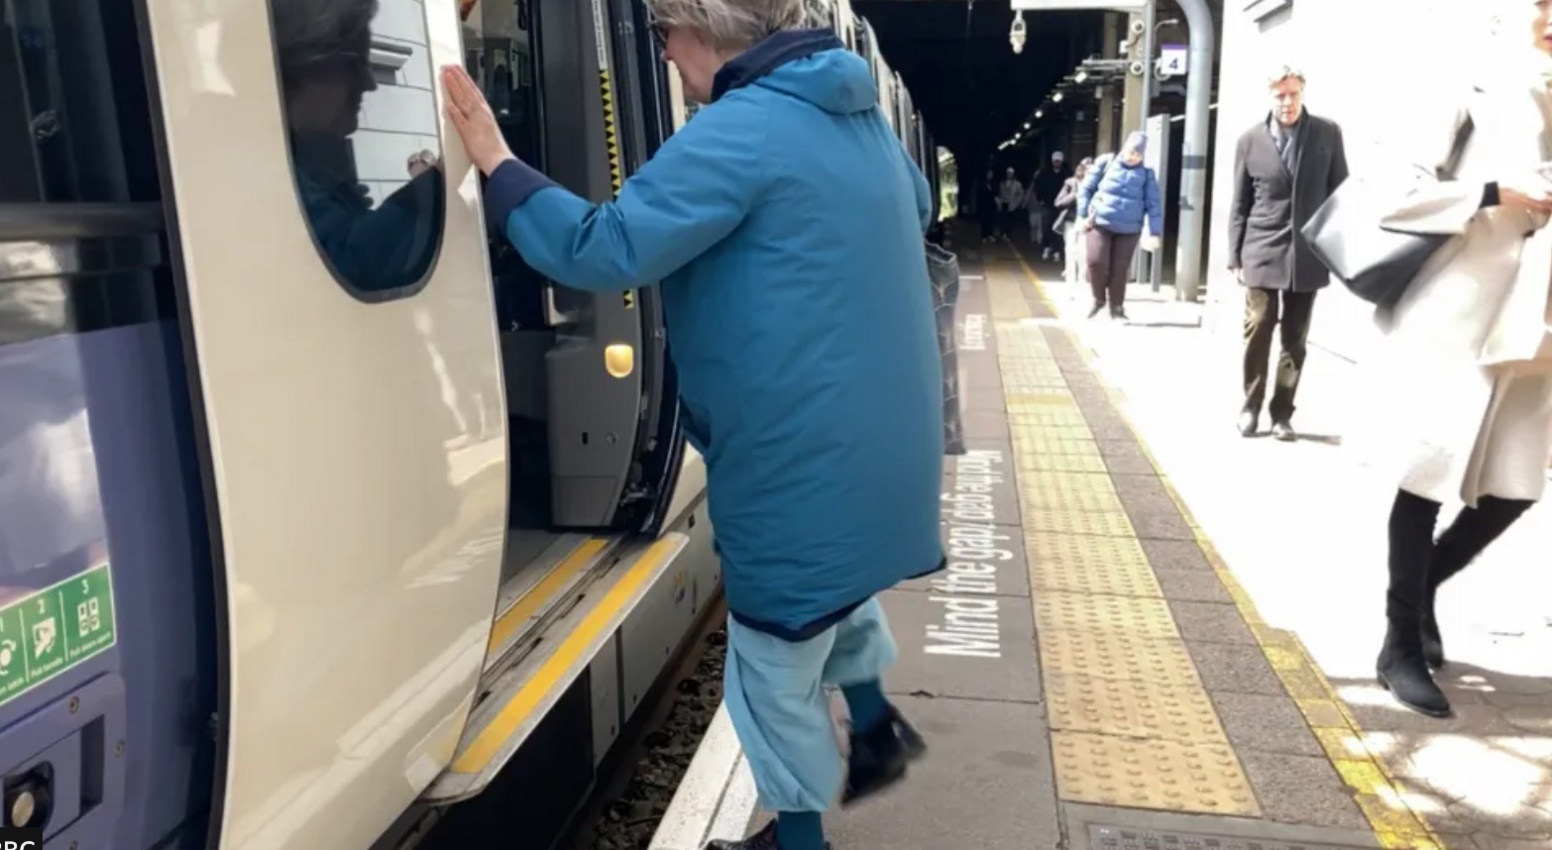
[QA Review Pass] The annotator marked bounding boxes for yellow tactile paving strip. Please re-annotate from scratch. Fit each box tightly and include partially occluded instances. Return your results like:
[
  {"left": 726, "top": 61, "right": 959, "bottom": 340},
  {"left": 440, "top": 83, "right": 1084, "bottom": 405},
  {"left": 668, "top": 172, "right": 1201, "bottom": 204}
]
[
  {"left": 986, "top": 271, "right": 1261, "bottom": 818},
  {"left": 998, "top": 252, "right": 1445, "bottom": 849}
]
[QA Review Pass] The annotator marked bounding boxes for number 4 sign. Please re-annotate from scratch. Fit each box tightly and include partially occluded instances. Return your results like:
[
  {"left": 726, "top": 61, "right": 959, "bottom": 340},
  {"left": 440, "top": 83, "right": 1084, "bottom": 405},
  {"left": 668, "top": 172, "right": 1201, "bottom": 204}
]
[{"left": 1158, "top": 44, "right": 1188, "bottom": 76}]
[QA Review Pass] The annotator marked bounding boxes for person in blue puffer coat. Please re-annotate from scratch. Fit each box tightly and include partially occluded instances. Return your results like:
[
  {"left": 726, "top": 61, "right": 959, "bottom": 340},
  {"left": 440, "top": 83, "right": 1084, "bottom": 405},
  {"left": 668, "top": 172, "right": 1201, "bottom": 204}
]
[
  {"left": 439, "top": 1, "right": 944, "bottom": 847},
  {"left": 1077, "top": 130, "right": 1163, "bottom": 320}
]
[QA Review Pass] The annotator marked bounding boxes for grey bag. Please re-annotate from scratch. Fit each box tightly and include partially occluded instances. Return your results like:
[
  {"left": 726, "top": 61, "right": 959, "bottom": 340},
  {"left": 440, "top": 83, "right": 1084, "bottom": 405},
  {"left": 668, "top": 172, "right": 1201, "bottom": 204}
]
[{"left": 925, "top": 241, "right": 965, "bottom": 455}]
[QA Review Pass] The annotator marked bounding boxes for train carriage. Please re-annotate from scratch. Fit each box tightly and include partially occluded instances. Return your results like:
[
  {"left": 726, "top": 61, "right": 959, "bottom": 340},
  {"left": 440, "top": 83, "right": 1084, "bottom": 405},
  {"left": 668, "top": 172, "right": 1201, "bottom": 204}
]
[{"left": 0, "top": 1, "right": 936, "bottom": 849}]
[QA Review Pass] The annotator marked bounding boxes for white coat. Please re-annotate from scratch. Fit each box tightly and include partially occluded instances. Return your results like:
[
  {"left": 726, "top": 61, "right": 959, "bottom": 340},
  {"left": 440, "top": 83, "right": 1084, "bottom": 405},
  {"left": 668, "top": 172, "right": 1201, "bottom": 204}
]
[{"left": 1353, "top": 70, "right": 1552, "bottom": 506}]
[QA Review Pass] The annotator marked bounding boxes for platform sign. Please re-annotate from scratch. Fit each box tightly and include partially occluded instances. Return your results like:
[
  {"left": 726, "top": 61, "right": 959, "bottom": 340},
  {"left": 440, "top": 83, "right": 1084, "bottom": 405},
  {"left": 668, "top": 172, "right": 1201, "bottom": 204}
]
[
  {"left": 1159, "top": 44, "right": 1188, "bottom": 76},
  {"left": 1139, "top": 113, "right": 1172, "bottom": 290},
  {"left": 0, "top": 563, "right": 116, "bottom": 707}
]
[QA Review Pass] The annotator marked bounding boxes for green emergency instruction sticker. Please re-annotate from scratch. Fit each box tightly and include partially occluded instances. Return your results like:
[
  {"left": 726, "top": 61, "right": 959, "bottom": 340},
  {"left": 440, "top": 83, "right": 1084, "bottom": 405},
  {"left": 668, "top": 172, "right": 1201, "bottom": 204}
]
[{"left": 0, "top": 562, "right": 116, "bottom": 706}]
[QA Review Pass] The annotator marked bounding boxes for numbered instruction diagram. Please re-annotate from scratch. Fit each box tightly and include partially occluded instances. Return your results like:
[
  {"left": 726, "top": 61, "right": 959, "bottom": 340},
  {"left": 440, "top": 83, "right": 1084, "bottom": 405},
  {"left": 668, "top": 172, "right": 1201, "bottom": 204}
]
[{"left": 0, "top": 563, "right": 117, "bottom": 706}]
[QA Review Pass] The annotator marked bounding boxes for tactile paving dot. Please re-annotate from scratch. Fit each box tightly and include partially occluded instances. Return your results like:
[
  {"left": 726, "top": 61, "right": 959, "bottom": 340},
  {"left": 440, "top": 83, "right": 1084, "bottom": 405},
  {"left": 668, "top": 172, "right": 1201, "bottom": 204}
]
[
  {"left": 1010, "top": 424, "right": 1096, "bottom": 443},
  {"left": 998, "top": 362, "right": 1059, "bottom": 372},
  {"left": 1014, "top": 451, "right": 1111, "bottom": 474},
  {"left": 1018, "top": 468, "right": 1120, "bottom": 497},
  {"left": 1005, "top": 409, "right": 1090, "bottom": 428},
  {"left": 1035, "top": 591, "right": 1180, "bottom": 639},
  {"left": 1010, "top": 435, "right": 1100, "bottom": 457},
  {"left": 1046, "top": 671, "right": 1229, "bottom": 746},
  {"left": 1018, "top": 483, "right": 1117, "bottom": 518},
  {"left": 1002, "top": 383, "right": 1073, "bottom": 395},
  {"left": 1026, "top": 532, "right": 1161, "bottom": 597},
  {"left": 1022, "top": 506, "right": 1136, "bottom": 537},
  {"left": 989, "top": 298, "right": 1032, "bottom": 320},
  {"left": 1039, "top": 630, "right": 1200, "bottom": 686},
  {"left": 1086, "top": 825, "right": 1372, "bottom": 850},
  {"left": 1052, "top": 731, "right": 1261, "bottom": 816},
  {"left": 1000, "top": 378, "right": 1070, "bottom": 393},
  {"left": 1004, "top": 392, "right": 1077, "bottom": 407}
]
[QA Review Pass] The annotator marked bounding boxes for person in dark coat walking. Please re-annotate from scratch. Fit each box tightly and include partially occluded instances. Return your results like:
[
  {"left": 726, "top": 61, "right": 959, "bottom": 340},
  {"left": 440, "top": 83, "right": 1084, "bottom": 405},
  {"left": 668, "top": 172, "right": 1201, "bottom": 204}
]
[{"left": 1227, "top": 65, "right": 1349, "bottom": 441}]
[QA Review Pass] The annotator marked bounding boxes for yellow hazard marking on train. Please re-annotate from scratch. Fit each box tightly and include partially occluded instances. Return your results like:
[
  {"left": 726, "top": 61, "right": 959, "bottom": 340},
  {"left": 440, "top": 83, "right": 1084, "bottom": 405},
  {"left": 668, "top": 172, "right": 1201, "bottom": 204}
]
[
  {"left": 1006, "top": 246, "right": 1436, "bottom": 847},
  {"left": 485, "top": 537, "right": 608, "bottom": 661},
  {"left": 453, "top": 538, "right": 678, "bottom": 773},
  {"left": 600, "top": 69, "right": 623, "bottom": 194}
]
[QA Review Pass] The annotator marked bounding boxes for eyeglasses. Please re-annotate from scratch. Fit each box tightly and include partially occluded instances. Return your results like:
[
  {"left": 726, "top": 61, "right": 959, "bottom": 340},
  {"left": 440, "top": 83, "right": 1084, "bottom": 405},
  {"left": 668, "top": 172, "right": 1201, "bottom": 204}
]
[{"left": 644, "top": 8, "right": 669, "bottom": 49}]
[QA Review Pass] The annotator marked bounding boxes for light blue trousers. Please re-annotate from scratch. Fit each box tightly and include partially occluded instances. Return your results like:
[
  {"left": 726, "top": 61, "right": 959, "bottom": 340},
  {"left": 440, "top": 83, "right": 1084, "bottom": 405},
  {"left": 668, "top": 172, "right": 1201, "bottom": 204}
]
[{"left": 722, "top": 597, "right": 898, "bottom": 813}]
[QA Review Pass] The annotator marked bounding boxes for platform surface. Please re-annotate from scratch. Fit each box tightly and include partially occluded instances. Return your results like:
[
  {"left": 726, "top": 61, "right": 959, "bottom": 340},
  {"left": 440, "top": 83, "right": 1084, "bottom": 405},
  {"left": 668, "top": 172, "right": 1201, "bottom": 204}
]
[{"left": 651, "top": 233, "right": 1552, "bottom": 850}]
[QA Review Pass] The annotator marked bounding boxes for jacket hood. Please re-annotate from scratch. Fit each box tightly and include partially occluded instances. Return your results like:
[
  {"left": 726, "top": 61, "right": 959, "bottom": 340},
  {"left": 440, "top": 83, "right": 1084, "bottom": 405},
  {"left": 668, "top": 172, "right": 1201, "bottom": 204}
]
[{"left": 712, "top": 29, "right": 878, "bottom": 115}]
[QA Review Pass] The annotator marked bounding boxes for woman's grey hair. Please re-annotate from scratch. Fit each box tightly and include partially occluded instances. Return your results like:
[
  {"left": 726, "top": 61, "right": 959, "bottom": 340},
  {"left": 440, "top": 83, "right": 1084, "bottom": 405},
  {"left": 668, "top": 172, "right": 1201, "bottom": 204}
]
[
  {"left": 270, "top": 0, "right": 379, "bottom": 75},
  {"left": 647, "top": 0, "right": 807, "bottom": 51}
]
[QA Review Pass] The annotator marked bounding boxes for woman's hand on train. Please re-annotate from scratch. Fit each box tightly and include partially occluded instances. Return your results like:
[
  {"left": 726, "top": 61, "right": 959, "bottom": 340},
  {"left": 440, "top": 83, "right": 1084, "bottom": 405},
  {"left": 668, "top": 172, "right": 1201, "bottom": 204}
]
[
  {"left": 1498, "top": 175, "right": 1552, "bottom": 214},
  {"left": 441, "top": 65, "right": 515, "bottom": 176}
]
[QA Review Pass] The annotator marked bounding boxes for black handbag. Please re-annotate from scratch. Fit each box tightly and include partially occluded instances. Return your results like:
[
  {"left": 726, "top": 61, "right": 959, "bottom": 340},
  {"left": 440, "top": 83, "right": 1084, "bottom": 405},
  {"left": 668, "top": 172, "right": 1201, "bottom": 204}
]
[{"left": 1300, "top": 115, "right": 1474, "bottom": 312}]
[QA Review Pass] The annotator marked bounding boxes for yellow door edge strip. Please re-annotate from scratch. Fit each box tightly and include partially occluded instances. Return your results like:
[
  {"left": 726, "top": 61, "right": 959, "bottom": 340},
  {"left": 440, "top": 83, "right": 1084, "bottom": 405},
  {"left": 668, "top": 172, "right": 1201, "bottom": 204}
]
[
  {"left": 1005, "top": 245, "right": 1440, "bottom": 848},
  {"left": 454, "top": 537, "right": 680, "bottom": 773},
  {"left": 486, "top": 537, "right": 609, "bottom": 659}
]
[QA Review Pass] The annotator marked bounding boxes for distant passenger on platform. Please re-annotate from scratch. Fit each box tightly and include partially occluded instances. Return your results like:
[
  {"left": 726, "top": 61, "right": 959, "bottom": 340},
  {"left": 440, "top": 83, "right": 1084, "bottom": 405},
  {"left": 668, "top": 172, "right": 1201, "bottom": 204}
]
[
  {"left": 1354, "top": 1, "right": 1552, "bottom": 720},
  {"left": 1227, "top": 65, "right": 1349, "bottom": 441},
  {"left": 1054, "top": 156, "right": 1092, "bottom": 285},
  {"left": 1077, "top": 131, "right": 1162, "bottom": 321},
  {"left": 439, "top": 0, "right": 943, "bottom": 845},
  {"left": 1031, "top": 150, "right": 1072, "bottom": 260},
  {"left": 998, "top": 167, "right": 1025, "bottom": 242},
  {"left": 979, "top": 168, "right": 1000, "bottom": 242}
]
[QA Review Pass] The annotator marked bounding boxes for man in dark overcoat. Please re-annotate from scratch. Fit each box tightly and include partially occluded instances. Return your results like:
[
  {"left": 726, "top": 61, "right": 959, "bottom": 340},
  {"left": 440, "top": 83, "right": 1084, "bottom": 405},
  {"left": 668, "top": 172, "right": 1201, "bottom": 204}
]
[{"left": 1227, "top": 65, "right": 1349, "bottom": 441}]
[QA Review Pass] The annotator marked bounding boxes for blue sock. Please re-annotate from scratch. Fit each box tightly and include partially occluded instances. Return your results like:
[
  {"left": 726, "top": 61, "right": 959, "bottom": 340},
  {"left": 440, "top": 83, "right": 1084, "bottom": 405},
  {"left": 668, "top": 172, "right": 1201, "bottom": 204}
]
[
  {"left": 842, "top": 679, "right": 889, "bottom": 734},
  {"left": 776, "top": 811, "right": 825, "bottom": 850}
]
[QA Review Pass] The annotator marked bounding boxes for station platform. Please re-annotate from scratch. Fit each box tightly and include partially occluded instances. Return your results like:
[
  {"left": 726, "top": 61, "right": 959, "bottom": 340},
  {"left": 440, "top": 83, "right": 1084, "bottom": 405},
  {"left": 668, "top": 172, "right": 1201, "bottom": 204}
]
[{"left": 647, "top": 235, "right": 1552, "bottom": 850}]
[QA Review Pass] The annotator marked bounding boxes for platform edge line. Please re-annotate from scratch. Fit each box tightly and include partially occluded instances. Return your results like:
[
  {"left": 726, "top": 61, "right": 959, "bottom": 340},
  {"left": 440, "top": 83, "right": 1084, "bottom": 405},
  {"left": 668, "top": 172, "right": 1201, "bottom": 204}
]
[{"left": 648, "top": 702, "right": 745, "bottom": 850}]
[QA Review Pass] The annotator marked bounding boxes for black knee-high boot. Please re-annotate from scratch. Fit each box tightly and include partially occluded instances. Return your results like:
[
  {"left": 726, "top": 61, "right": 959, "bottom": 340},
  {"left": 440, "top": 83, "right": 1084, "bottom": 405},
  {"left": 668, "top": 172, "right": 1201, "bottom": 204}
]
[
  {"left": 1378, "top": 490, "right": 1451, "bottom": 717},
  {"left": 1421, "top": 495, "right": 1534, "bottom": 668}
]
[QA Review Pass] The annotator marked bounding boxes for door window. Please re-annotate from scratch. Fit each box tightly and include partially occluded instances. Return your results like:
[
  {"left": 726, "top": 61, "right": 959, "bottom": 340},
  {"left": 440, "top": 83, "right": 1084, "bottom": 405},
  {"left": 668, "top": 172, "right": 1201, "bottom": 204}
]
[
  {"left": 461, "top": 0, "right": 548, "bottom": 330},
  {"left": 265, "top": 0, "right": 447, "bottom": 301}
]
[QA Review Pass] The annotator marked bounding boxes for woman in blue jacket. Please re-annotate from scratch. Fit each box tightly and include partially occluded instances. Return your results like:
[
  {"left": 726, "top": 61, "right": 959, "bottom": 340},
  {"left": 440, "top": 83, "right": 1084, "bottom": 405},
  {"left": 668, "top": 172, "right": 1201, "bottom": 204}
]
[
  {"left": 441, "top": 1, "right": 943, "bottom": 847},
  {"left": 1077, "top": 130, "right": 1163, "bottom": 320}
]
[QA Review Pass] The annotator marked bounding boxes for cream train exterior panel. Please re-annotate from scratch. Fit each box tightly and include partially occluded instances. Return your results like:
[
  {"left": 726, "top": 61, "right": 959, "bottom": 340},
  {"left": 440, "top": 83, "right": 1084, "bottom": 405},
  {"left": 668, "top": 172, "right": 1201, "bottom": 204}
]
[{"left": 136, "top": 3, "right": 508, "bottom": 850}]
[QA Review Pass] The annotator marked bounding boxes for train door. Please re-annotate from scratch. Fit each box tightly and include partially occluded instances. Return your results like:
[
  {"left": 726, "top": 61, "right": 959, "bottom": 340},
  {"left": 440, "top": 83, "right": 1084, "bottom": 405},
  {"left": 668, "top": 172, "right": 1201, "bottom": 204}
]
[
  {"left": 464, "top": 0, "right": 684, "bottom": 543},
  {"left": 0, "top": 0, "right": 222, "bottom": 847},
  {"left": 134, "top": 0, "right": 510, "bottom": 848}
]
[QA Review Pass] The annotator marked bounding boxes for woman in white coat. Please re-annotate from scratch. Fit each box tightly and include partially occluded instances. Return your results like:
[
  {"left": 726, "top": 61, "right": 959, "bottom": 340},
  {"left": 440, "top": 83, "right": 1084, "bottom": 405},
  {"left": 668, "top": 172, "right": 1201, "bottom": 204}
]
[{"left": 1361, "top": 2, "right": 1552, "bottom": 718}]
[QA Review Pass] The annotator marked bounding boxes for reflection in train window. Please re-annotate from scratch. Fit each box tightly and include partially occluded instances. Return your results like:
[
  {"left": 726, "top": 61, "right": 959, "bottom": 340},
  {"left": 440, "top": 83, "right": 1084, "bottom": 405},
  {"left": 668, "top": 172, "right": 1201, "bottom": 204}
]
[
  {"left": 0, "top": 0, "right": 169, "bottom": 345},
  {"left": 267, "top": 0, "right": 446, "bottom": 301}
]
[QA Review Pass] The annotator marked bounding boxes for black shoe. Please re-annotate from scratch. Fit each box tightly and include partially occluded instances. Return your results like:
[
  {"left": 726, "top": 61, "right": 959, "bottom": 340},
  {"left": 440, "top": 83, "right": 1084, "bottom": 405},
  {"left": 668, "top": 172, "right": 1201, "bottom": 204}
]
[
  {"left": 705, "top": 819, "right": 831, "bottom": 850},
  {"left": 1237, "top": 409, "right": 1258, "bottom": 437},
  {"left": 1087, "top": 301, "right": 1105, "bottom": 319},
  {"left": 1110, "top": 307, "right": 1128, "bottom": 321},
  {"left": 1270, "top": 419, "right": 1296, "bottom": 441},
  {"left": 1376, "top": 622, "right": 1452, "bottom": 718},
  {"left": 841, "top": 704, "right": 927, "bottom": 806}
]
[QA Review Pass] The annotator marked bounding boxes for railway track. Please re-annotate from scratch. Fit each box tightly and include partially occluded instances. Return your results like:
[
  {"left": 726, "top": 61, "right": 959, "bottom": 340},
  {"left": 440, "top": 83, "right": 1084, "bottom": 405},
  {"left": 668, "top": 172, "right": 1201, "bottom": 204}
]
[{"left": 570, "top": 599, "right": 729, "bottom": 850}]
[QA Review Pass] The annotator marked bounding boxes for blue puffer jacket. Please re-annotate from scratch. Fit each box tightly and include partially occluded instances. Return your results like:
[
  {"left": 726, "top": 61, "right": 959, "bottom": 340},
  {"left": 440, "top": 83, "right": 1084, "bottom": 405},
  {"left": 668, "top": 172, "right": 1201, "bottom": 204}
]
[
  {"left": 484, "top": 30, "right": 945, "bottom": 640},
  {"left": 1077, "top": 134, "right": 1163, "bottom": 236}
]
